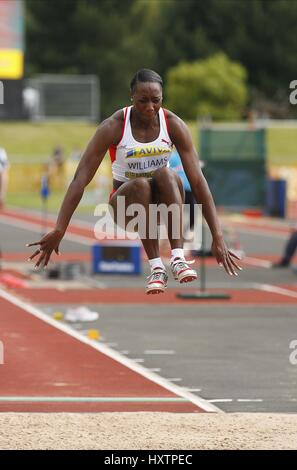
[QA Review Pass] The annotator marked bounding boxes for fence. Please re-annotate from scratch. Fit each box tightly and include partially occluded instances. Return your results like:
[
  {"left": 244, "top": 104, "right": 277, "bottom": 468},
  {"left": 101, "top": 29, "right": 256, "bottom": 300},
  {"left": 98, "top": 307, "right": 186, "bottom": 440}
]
[
  {"left": 200, "top": 125, "right": 266, "bottom": 208},
  {"left": 24, "top": 74, "right": 99, "bottom": 122}
]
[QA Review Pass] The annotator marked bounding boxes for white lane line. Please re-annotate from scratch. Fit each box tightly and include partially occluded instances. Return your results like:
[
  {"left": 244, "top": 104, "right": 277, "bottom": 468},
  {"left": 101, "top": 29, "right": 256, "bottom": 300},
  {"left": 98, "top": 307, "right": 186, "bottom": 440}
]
[
  {"left": 182, "top": 388, "right": 202, "bottom": 392},
  {"left": 230, "top": 226, "right": 288, "bottom": 240},
  {"left": 237, "top": 399, "right": 263, "bottom": 402},
  {"left": 144, "top": 350, "right": 176, "bottom": 355},
  {"left": 0, "top": 213, "right": 140, "bottom": 246},
  {"left": 243, "top": 257, "right": 272, "bottom": 268},
  {"left": 209, "top": 398, "right": 264, "bottom": 403},
  {"left": 10, "top": 206, "right": 137, "bottom": 243},
  {"left": 9, "top": 206, "right": 96, "bottom": 229},
  {"left": 208, "top": 399, "right": 233, "bottom": 403},
  {"left": 167, "top": 254, "right": 273, "bottom": 269},
  {"left": 148, "top": 368, "right": 162, "bottom": 372},
  {"left": 1, "top": 211, "right": 284, "bottom": 270},
  {"left": 8, "top": 206, "right": 127, "bottom": 237},
  {"left": 8, "top": 206, "right": 289, "bottom": 240},
  {"left": 10, "top": 207, "right": 289, "bottom": 238},
  {"left": 166, "top": 378, "right": 182, "bottom": 382},
  {"left": 258, "top": 284, "right": 297, "bottom": 299},
  {"left": 131, "top": 358, "right": 145, "bottom": 363},
  {"left": 0, "top": 214, "right": 94, "bottom": 245},
  {"left": 0, "top": 396, "right": 188, "bottom": 403},
  {"left": 0, "top": 288, "right": 221, "bottom": 413}
]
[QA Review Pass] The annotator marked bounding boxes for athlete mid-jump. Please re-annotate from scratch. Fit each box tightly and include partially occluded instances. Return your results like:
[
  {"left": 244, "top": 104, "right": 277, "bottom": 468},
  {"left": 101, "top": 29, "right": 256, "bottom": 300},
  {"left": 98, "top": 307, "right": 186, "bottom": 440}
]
[{"left": 27, "top": 69, "right": 242, "bottom": 294}]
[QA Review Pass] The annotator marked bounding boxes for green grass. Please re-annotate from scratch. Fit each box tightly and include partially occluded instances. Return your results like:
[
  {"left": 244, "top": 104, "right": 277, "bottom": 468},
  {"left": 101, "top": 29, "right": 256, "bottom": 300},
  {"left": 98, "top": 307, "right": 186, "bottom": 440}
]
[
  {"left": 7, "top": 190, "right": 102, "bottom": 215},
  {"left": 1, "top": 120, "right": 296, "bottom": 165},
  {"left": 0, "top": 121, "right": 97, "bottom": 162},
  {"left": 266, "top": 127, "right": 297, "bottom": 166},
  {"left": 7, "top": 191, "right": 65, "bottom": 213},
  {"left": 0, "top": 120, "right": 198, "bottom": 162},
  {"left": 2, "top": 120, "right": 297, "bottom": 213}
]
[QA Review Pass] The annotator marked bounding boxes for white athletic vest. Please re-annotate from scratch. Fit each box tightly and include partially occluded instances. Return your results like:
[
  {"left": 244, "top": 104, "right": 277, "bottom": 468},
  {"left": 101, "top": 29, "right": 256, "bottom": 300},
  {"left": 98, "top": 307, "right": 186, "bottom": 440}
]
[{"left": 109, "top": 106, "right": 173, "bottom": 182}]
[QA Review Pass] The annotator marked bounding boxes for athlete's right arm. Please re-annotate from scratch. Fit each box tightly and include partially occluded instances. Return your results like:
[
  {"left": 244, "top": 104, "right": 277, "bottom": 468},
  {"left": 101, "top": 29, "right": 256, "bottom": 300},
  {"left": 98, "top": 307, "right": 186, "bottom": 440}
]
[
  {"left": 55, "top": 116, "right": 122, "bottom": 235},
  {"left": 27, "top": 113, "right": 123, "bottom": 268}
]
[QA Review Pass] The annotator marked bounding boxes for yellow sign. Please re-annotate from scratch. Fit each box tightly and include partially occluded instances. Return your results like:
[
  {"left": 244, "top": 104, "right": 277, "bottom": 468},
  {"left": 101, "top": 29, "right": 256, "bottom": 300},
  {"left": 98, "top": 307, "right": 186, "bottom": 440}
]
[{"left": 0, "top": 49, "right": 23, "bottom": 79}]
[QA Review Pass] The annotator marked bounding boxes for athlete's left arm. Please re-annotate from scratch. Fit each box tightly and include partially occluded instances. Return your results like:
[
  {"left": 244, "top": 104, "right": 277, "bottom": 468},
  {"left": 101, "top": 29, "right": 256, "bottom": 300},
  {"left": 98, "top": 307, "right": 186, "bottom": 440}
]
[{"left": 168, "top": 113, "right": 242, "bottom": 276}]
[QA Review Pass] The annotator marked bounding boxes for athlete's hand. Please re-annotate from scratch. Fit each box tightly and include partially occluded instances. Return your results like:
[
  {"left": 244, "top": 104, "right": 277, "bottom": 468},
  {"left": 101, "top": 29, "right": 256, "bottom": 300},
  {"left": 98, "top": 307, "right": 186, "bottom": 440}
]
[
  {"left": 211, "top": 237, "right": 242, "bottom": 276},
  {"left": 26, "top": 229, "right": 64, "bottom": 269}
]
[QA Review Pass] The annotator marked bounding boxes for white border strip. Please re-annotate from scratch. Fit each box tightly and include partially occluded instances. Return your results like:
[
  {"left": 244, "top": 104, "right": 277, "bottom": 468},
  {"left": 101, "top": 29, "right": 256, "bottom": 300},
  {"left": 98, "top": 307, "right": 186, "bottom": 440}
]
[
  {"left": 7, "top": 207, "right": 289, "bottom": 240},
  {"left": 229, "top": 226, "right": 288, "bottom": 240},
  {"left": 0, "top": 396, "right": 187, "bottom": 403},
  {"left": 243, "top": 257, "right": 272, "bottom": 268},
  {"left": 9, "top": 206, "right": 95, "bottom": 229},
  {"left": 0, "top": 213, "right": 141, "bottom": 246},
  {"left": 0, "top": 288, "right": 221, "bottom": 413},
  {"left": 257, "top": 284, "right": 297, "bottom": 299},
  {"left": 0, "top": 214, "right": 93, "bottom": 245}
]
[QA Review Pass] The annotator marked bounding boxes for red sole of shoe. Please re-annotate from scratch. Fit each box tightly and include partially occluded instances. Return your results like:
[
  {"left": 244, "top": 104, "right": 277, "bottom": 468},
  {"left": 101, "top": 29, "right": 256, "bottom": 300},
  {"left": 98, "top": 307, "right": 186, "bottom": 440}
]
[
  {"left": 146, "top": 289, "right": 165, "bottom": 295},
  {"left": 180, "top": 275, "right": 197, "bottom": 283}
]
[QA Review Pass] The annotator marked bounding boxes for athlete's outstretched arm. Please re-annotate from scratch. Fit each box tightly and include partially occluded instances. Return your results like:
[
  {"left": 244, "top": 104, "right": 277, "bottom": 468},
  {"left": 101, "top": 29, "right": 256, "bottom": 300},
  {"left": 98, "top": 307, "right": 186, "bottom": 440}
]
[
  {"left": 27, "top": 115, "right": 122, "bottom": 268},
  {"left": 168, "top": 113, "right": 242, "bottom": 276}
]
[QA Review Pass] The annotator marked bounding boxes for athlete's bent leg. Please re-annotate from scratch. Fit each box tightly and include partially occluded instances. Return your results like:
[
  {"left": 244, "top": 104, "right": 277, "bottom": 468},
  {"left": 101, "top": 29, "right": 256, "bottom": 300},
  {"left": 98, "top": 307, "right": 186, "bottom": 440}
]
[
  {"left": 109, "top": 178, "right": 160, "bottom": 259},
  {"left": 152, "top": 168, "right": 197, "bottom": 284},
  {"left": 109, "top": 178, "right": 169, "bottom": 294},
  {"left": 152, "top": 167, "right": 185, "bottom": 249}
]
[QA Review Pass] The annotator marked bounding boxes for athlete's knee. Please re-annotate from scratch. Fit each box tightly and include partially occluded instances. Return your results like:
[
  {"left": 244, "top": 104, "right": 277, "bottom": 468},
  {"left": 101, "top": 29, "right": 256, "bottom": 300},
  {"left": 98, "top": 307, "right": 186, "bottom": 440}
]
[
  {"left": 153, "top": 167, "right": 184, "bottom": 198},
  {"left": 129, "top": 177, "right": 151, "bottom": 200},
  {"left": 153, "top": 166, "right": 176, "bottom": 183}
]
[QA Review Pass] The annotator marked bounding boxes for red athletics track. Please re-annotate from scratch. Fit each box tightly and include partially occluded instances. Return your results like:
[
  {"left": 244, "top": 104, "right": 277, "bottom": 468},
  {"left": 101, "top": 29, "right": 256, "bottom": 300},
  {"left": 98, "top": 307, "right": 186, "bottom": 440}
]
[
  {"left": 0, "top": 207, "right": 293, "bottom": 240},
  {"left": 2, "top": 207, "right": 296, "bottom": 272},
  {"left": 3, "top": 251, "right": 297, "bottom": 267},
  {"left": 1, "top": 208, "right": 296, "bottom": 271},
  {"left": 1, "top": 208, "right": 296, "bottom": 414},
  {"left": 0, "top": 208, "right": 113, "bottom": 242},
  {"left": 0, "top": 290, "right": 215, "bottom": 413},
  {"left": 4, "top": 285, "right": 297, "bottom": 305}
]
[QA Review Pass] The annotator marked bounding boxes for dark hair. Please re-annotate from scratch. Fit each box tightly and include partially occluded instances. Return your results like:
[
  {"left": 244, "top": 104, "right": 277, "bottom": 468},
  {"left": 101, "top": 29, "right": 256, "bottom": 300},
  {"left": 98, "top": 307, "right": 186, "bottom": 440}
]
[{"left": 130, "top": 69, "right": 163, "bottom": 92}]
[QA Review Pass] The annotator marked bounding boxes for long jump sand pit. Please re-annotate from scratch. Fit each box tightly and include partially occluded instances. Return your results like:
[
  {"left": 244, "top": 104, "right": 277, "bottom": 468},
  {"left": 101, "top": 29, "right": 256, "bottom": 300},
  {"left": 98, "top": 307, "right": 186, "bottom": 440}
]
[{"left": 0, "top": 412, "right": 296, "bottom": 450}]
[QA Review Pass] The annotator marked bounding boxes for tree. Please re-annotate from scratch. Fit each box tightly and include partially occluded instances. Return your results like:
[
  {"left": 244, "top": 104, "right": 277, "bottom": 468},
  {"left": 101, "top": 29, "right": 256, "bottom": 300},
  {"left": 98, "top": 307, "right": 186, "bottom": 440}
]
[
  {"left": 165, "top": 54, "right": 248, "bottom": 121},
  {"left": 26, "top": 0, "right": 162, "bottom": 118},
  {"left": 26, "top": 0, "right": 297, "bottom": 118},
  {"left": 155, "top": 0, "right": 297, "bottom": 117}
]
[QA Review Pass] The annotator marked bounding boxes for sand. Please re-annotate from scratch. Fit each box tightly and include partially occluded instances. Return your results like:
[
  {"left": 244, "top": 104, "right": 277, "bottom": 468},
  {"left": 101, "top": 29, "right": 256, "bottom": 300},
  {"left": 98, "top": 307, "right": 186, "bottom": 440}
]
[{"left": 0, "top": 412, "right": 296, "bottom": 450}]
